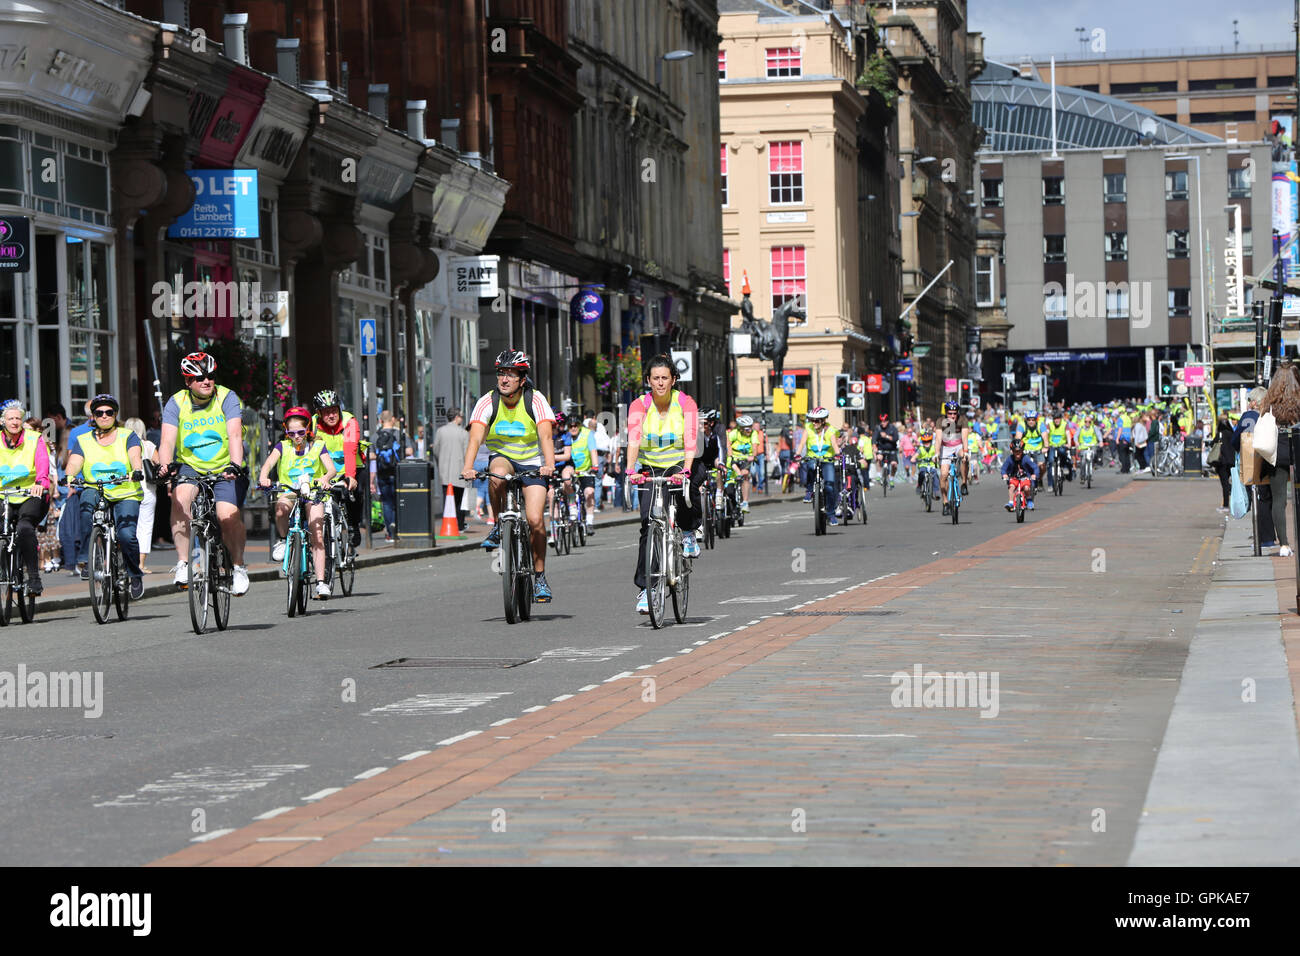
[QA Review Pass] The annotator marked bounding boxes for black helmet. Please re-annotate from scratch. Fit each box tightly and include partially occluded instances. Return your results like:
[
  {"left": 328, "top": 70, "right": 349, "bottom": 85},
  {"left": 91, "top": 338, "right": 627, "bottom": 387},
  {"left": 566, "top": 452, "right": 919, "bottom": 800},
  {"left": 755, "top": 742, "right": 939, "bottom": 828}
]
[
  {"left": 494, "top": 349, "right": 530, "bottom": 374},
  {"left": 312, "top": 389, "right": 341, "bottom": 412},
  {"left": 1010, "top": 439, "right": 1024, "bottom": 454},
  {"left": 90, "top": 393, "right": 119, "bottom": 414}
]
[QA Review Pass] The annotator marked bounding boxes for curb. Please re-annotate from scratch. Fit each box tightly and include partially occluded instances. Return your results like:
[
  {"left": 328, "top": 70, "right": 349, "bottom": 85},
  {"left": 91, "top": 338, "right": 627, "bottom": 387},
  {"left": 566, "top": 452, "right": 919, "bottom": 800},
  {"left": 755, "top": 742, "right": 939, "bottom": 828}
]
[{"left": 28, "top": 492, "right": 798, "bottom": 615}]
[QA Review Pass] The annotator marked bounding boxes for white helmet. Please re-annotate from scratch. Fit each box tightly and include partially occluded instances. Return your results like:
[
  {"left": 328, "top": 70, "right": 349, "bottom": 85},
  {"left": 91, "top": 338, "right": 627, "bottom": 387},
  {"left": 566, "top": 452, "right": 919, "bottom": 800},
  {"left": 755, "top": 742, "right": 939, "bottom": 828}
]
[
  {"left": 808, "top": 406, "right": 830, "bottom": 421},
  {"left": 736, "top": 415, "right": 754, "bottom": 428}
]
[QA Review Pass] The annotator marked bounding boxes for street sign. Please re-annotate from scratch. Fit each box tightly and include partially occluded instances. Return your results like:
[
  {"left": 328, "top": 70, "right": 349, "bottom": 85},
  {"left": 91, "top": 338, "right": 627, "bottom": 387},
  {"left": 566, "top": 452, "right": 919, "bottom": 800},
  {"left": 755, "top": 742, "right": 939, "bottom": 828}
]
[
  {"left": 359, "top": 318, "right": 377, "bottom": 356},
  {"left": 970, "top": 395, "right": 981, "bottom": 408},
  {"left": 773, "top": 387, "right": 808, "bottom": 415},
  {"left": 847, "top": 379, "right": 866, "bottom": 409},
  {"left": 945, "top": 378, "right": 957, "bottom": 393},
  {"left": 864, "top": 374, "right": 883, "bottom": 393},
  {"left": 1184, "top": 364, "right": 1206, "bottom": 388},
  {"left": 896, "top": 360, "right": 913, "bottom": 382},
  {"left": 0, "top": 215, "right": 30, "bottom": 272},
  {"left": 670, "top": 350, "right": 693, "bottom": 382},
  {"left": 782, "top": 373, "right": 796, "bottom": 395}
]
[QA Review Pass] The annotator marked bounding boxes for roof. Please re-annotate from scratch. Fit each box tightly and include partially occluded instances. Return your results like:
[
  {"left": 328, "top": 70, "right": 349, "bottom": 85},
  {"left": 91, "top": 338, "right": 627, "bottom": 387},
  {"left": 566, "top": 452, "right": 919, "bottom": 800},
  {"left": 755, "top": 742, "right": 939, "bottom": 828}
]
[{"left": 973, "top": 60, "right": 1220, "bottom": 152}]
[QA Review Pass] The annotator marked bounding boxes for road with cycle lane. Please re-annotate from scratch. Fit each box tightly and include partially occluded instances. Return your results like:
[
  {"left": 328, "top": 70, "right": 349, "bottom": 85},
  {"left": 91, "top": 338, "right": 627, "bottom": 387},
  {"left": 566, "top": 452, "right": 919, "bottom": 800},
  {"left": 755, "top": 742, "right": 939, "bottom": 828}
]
[{"left": 0, "top": 464, "right": 1206, "bottom": 865}]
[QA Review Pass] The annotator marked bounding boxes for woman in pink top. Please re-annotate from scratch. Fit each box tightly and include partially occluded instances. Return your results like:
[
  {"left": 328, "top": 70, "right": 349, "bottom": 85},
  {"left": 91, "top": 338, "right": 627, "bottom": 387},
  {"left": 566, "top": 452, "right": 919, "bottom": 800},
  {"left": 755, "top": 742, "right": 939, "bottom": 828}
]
[
  {"left": 1, "top": 399, "right": 53, "bottom": 595},
  {"left": 899, "top": 427, "right": 916, "bottom": 480}
]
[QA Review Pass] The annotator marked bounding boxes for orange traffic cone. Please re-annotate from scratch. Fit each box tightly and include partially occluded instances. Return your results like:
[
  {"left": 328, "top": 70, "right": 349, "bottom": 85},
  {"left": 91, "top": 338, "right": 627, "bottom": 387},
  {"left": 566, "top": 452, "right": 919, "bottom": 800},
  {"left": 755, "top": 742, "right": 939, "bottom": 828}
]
[{"left": 437, "top": 485, "right": 462, "bottom": 538}]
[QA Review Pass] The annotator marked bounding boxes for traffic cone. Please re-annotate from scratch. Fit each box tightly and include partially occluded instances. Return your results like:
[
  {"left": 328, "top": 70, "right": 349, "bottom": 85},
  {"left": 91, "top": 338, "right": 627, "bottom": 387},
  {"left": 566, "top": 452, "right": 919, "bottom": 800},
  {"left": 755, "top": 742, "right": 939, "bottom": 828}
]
[{"left": 437, "top": 485, "right": 462, "bottom": 538}]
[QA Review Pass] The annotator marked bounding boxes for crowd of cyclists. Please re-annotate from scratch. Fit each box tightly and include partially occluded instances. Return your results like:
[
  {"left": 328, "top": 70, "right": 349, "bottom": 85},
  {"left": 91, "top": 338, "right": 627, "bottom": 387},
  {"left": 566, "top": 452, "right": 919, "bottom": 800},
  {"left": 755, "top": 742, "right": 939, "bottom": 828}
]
[{"left": 0, "top": 344, "right": 1196, "bottom": 625}]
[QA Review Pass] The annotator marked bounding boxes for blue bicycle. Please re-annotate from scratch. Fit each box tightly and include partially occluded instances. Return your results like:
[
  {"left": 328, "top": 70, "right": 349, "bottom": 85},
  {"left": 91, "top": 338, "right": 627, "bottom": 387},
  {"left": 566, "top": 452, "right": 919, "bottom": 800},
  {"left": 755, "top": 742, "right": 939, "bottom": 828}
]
[
  {"left": 272, "top": 482, "right": 321, "bottom": 618},
  {"left": 946, "top": 465, "right": 962, "bottom": 525}
]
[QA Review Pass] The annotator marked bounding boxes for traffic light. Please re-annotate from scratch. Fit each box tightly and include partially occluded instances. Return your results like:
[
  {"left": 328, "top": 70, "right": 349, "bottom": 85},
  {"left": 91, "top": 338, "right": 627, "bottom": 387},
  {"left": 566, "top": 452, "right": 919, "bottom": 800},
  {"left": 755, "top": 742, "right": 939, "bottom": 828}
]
[
  {"left": 835, "top": 373, "right": 850, "bottom": 408},
  {"left": 899, "top": 332, "right": 913, "bottom": 359},
  {"left": 847, "top": 379, "right": 866, "bottom": 409},
  {"left": 958, "top": 378, "right": 972, "bottom": 407},
  {"left": 1158, "top": 360, "right": 1175, "bottom": 396}
]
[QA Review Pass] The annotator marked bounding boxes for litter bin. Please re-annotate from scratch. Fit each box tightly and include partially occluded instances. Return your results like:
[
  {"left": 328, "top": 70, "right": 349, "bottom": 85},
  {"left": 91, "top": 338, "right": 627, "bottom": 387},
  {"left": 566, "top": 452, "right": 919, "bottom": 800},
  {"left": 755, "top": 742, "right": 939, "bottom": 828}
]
[
  {"left": 1182, "top": 436, "right": 1204, "bottom": 475},
  {"left": 395, "top": 459, "right": 436, "bottom": 548}
]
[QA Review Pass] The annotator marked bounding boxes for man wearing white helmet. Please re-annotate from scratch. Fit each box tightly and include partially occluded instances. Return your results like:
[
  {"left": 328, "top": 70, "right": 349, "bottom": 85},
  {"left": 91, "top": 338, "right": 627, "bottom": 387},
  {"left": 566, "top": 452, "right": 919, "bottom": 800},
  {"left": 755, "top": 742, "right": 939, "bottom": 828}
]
[
  {"left": 725, "top": 415, "right": 758, "bottom": 513},
  {"left": 802, "top": 407, "right": 844, "bottom": 524}
]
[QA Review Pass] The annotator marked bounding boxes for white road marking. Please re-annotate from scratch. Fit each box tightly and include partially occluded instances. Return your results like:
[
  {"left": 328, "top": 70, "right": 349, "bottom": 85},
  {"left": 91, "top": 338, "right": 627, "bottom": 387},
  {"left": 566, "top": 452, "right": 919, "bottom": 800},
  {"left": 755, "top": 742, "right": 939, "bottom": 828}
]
[
  {"left": 603, "top": 671, "right": 634, "bottom": 681},
  {"left": 773, "top": 733, "right": 917, "bottom": 738},
  {"left": 522, "top": 705, "right": 546, "bottom": 713},
  {"left": 539, "top": 645, "right": 640, "bottom": 663},
  {"left": 780, "top": 577, "right": 848, "bottom": 585},
  {"left": 1006, "top": 585, "right": 1066, "bottom": 589},
  {"left": 677, "top": 648, "right": 693, "bottom": 654},
  {"left": 254, "top": 806, "right": 295, "bottom": 820},
  {"left": 578, "top": 685, "right": 599, "bottom": 692},
  {"left": 257, "top": 836, "right": 323, "bottom": 842},
  {"left": 693, "top": 640, "right": 708, "bottom": 646},
  {"left": 190, "top": 828, "right": 235, "bottom": 843},
  {"left": 398, "top": 750, "right": 431, "bottom": 761},
  {"left": 719, "top": 594, "right": 796, "bottom": 604},
  {"left": 489, "top": 718, "right": 515, "bottom": 727},
  {"left": 437, "top": 730, "right": 482, "bottom": 746},
  {"left": 93, "top": 764, "right": 310, "bottom": 808},
  {"left": 366, "top": 692, "right": 512, "bottom": 716},
  {"left": 635, "top": 664, "right": 653, "bottom": 669},
  {"left": 938, "top": 633, "right": 1033, "bottom": 638},
  {"left": 632, "top": 835, "right": 807, "bottom": 842},
  {"left": 552, "top": 694, "right": 574, "bottom": 702},
  {"left": 302, "top": 788, "right": 341, "bottom": 802},
  {"left": 353, "top": 767, "right": 388, "bottom": 780}
]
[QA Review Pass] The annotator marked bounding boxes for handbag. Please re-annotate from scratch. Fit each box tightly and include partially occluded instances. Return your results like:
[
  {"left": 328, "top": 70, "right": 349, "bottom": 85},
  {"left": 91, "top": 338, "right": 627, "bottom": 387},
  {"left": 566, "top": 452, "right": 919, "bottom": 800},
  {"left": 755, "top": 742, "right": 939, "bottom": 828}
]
[
  {"left": 141, "top": 458, "right": 158, "bottom": 483},
  {"left": 1229, "top": 465, "right": 1249, "bottom": 519},
  {"left": 1254, "top": 409, "right": 1279, "bottom": 464},
  {"left": 1205, "top": 438, "right": 1222, "bottom": 467},
  {"left": 1239, "top": 433, "right": 1265, "bottom": 485}
]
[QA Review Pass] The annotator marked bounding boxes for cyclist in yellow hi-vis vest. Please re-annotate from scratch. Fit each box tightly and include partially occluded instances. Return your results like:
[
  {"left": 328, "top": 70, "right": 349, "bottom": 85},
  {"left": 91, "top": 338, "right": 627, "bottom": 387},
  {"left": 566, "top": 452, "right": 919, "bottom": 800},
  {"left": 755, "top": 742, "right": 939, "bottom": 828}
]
[
  {"left": 0, "top": 398, "right": 54, "bottom": 596},
  {"left": 461, "top": 350, "right": 558, "bottom": 603},
  {"left": 258, "top": 407, "right": 337, "bottom": 600}
]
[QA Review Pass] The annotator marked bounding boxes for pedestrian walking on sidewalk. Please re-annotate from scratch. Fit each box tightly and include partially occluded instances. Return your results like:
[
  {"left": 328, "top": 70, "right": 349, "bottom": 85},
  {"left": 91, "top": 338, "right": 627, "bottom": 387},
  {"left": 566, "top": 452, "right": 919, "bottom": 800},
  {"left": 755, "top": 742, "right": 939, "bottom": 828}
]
[
  {"left": 1235, "top": 388, "right": 1275, "bottom": 544},
  {"left": 431, "top": 408, "right": 469, "bottom": 534},
  {"left": 1262, "top": 364, "right": 1300, "bottom": 557},
  {"left": 1207, "top": 411, "right": 1233, "bottom": 510}
]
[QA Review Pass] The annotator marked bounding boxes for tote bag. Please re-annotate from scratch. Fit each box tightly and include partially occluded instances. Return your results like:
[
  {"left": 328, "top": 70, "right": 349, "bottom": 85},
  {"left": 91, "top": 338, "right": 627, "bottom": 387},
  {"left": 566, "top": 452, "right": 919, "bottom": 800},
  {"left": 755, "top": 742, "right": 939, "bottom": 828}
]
[
  {"left": 1254, "top": 410, "right": 1279, "bottom": 464},
  {"left": 1229, "top": 465, "right": 1249, "bottom": 519}
]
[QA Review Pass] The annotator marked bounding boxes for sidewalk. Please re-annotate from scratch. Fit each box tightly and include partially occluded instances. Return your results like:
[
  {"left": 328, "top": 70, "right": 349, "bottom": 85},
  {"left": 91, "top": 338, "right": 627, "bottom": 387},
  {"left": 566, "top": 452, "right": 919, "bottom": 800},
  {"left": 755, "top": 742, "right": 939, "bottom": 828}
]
[
  {"left": 32, "top": 492, "right": 798, "bottom": 614},
  {"left": 154, "top": 477, "right": 1300, "bottom": 866}
]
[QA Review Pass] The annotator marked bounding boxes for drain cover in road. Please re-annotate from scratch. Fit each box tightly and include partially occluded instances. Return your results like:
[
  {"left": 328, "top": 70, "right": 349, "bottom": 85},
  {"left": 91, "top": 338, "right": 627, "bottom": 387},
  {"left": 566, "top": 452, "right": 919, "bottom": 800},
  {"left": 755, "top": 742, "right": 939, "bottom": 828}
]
[{"left": 371, "top": 658, "right": 536, "bottom": 669}]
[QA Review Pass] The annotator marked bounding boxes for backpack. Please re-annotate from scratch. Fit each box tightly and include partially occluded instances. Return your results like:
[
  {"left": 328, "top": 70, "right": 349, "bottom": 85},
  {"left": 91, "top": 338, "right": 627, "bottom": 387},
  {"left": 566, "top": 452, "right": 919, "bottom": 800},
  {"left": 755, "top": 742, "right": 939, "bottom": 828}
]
[
  {"left": 488, "top": 387, "right": 536, "bottom": 435},
  {"left": 375, "top": 428, "right": 401, "bottom": 475}
]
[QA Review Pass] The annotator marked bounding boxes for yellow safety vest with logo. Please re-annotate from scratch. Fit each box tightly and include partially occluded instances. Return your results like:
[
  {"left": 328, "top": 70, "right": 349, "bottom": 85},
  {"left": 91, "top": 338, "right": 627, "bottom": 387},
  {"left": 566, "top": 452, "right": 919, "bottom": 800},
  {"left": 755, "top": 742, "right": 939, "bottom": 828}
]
[
  {"left": 915, "top": 437, "right": 937, "bottom": 465},
  {"left": 75, "top": 429, "right": 141, "bottom": 502},
  {"left": 804, "top": 425, "right": 839, "bottom": 460},
  {"left": 569, "top": 426, "right": 595, "bottom": 475},
  {"left": 482, "top": 394, "right": 542, "bottom": 461},
  {"left": 0, "top": 429, "right": 42, "bottom": 503},
  {"left": 727, "top": 427, "right": 756, "bottom": 461},
  {"left": 277, "top": 438, "right": 329, "bottom": 488},
  {"left": 312, "top": 411, "right": 370, "bottom": 473},
  {"left": 1021, "top": 424, "right": 1044, "bottom": 451},
  {"left": 175, "top": 385, "right": 236, "bottom": 473},
  {"left": 1078, "top": 426, "right": 1099, "bottom": 446},
  {"left": 640, "top": 391, "right": 687, "bottom": 468},
  {"left": 1048, "top": 422, "right": 1069, "bottom": 447},
  {"left": 857, "top": 435, "right": 873, "bottom": 459},
  {"left": 966, "top": 431, "right": 982, "bottom": 455}
]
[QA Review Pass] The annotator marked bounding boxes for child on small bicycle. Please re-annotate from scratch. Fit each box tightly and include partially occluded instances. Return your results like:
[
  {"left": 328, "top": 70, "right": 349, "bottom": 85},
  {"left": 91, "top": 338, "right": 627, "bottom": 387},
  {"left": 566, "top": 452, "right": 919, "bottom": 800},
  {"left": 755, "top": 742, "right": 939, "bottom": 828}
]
[{"left": 258, "top": 407, "right": 337, "bottom": 600}]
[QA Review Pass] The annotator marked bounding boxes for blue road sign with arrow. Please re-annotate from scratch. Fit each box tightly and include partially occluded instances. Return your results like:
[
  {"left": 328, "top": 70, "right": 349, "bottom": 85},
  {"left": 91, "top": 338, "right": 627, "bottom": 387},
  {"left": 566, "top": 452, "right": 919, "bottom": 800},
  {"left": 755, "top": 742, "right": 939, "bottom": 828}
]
[
  {"left": 782, "top": 373, "right": 796, "bottom": 395},
  {"left": 359, "top": 318, "right": 377, "bottom": 356}
]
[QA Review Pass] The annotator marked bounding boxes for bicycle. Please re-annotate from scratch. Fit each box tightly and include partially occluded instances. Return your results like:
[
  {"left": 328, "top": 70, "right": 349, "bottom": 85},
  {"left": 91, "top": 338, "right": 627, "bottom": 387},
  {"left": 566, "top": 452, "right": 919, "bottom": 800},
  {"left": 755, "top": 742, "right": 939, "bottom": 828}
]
[
  {"left": 1007, "top": 475, "right": 1031, "bottom": 523},
  {"left": 271, "top": 481, "right": 322, "bottom": 618},
  {"left": 72, "top": 474, "right": 138, "bottom": 625},
  {"left": 635, "top": 473, "right": 692, "bottom": 629},
  {"left": 0, "top": 497, "right": 37, "bottom": 626},
  {"left": 170, "top": 473, "right": 233, "bottom": 635},
  {"left": 917, "top": 463, "right": 938, "bottom": 512},
  {"left": 946, "top": 462, "right": 963, "bottom": 525},
  {"left": 876, "top": 450, "right": 897, "bottom": 496},
  {"left": 321, "top": 482, "right": 356, "bottom": 598},
  {"left": 548, "top": 476, "right": 574, "bottom": 556},
  {"left": 477, "top": 471, "right": 534, "bottom": 625},
  {"left": 728, "top": 461, "right": 749, "bottom": 527},
  {"left": 1152, "top": 437, "right": 1184, "bottom": 477},
  {"left": 1078, "top": 446, "right": 1096, "bottom": 489},
  {"left": 835, "top": 453, "right": 867, "bottom": 525},
  {"left": 1049, "top": 448, "right": 1066, "bottom": 497},
  {"left": 699, "top": 469, "right": 718, "bottom": 551},
  {"left": 807, "top": 457, "right": 829, "bottom": 536}
]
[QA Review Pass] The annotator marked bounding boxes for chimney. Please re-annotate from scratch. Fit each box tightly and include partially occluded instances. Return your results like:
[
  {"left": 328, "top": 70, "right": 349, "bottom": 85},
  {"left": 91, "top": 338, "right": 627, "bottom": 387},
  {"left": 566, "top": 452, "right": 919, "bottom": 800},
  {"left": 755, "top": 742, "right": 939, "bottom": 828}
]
[
  {"left": 223, "top": 13, "right": 249, "bottom": 66},
  {"left": 162, "top": 0, "right": 188, "bottom": 29},
  {"left": 406, "top": 100, "right": 427, "bottom": 141},
  {"left": 276, "top": 38, "right": 300, "bottom": 87},
  {"left": 369, "top": 84, "right": 389, "bottom": 124},
  {"left": 303, "top": 0, "right": 327, "bottom": 84},
  {"left": 440, "top": 118, "right": 460, "bottom": 152}
]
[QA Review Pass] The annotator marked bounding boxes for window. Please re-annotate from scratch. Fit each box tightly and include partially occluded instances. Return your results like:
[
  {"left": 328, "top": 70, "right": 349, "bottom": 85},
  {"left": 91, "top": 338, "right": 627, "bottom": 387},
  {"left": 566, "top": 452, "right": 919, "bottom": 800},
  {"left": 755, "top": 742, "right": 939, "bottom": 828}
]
[
  {"left": 1165, "top": 170, "right": 1188, "bottom": 200},
  {"left": 718, "top": 50, "right": 726, "bottom": 79},
  {"left": 765, "top": 47, "right": 801, "bottom": 77},
  {"left": 65, "top": 239, "right": 115, "bottom": 410},
  {"left": 720, "top": 144, "right": 728, "bottom": 206},
  {"left": 1168, "top": 287, "right": 1190, "bottom": 317},
  {"left": 723, "top": 248, "right": 730, "bottom": 296},
  {"left": 1044, "top": 235, "right": 1065, "bottom": 263},
  {"left": 1044, "top": 288, "right": 1067, "bottom": 320},
  {"left": 975, "top": 255, "right": 995, "bottom": 306},
  {"left": 1167, "top": 229, "right": 1189, "bottom": 258},
  {"left": 1104, "top": 172, "right": 1126, "bottom": 202},
  {"left": 981, "top": 178, "right": 1003, "bottom": 207},
  {"left": 769, "top": 141, "right": 804, "bottom": 205},
  {"left": 1243, "top": 227, "right": 1253, "bottom": 257},
  {"left": 1042, "top": 176, "right": 1065, "bottom": 205},
  {"left": 1105, "top": 287, "right": 1129, "bottom": 318},
  {"left": 0, "top": 127, "right": 110, "bottom": 225},
  {"left": 1228, "top": 165, "right": 1251, "bottom": 198},
  {"left": 770, "top": 246, "right": 806, "bottom": 316},
  {"left": 1105, "top": 232, "right": 1127, "bottom": 262}
]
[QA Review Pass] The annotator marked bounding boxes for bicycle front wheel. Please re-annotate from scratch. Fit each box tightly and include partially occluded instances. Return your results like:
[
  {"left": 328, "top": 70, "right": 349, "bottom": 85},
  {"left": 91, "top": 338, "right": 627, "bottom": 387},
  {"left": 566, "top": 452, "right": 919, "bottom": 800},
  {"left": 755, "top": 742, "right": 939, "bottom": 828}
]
[
  {"left": 113, "top": 543, "right": 130, "bottom": 622},
  {"left": 500, "top": 520, "right": 517, "bottom": 624},
  {"left": 14, "top": 563, "right": 34, "bottom": 624},
  {"left": 671, "top": 535, "right": 689, "bottom": 624},
  {"left": 516, "top": 528, "right": 533, "bottom": 621},
  {"left": 89, "top": 527, "right": 112, "bottom": 625},
  {"left": 287, "top": 536, "right": 302, "bottom": 618},
  {"left": 337, "top": 524, "right": 355, "bottom": 597},
  {"left": 188, "top": 534, "right": 210, "bottom": 634},
  {"left": 212, "top": 544, "right": 231, "bottom": 631},
  {"left": 646, "top": 529, "right": 668, "bottom": 629}
]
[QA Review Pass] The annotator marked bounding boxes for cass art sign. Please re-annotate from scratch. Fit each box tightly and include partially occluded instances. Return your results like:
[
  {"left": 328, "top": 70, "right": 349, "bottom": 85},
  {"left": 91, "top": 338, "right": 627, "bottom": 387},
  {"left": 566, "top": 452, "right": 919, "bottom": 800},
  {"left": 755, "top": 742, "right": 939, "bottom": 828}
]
[
  {"left": 570, "top": 286, "right": 604, "bottom": 324},
  {"left": 167, "top": 170, "right": 260, "bottom": 239},
  {"left": 0, "top": 216, "right": 30, "bottom": 272}
]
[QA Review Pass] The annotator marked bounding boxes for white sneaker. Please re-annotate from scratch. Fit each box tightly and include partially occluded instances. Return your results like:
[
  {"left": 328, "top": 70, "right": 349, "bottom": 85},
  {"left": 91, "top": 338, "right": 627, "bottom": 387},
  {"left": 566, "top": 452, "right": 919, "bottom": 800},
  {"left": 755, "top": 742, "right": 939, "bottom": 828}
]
[
  {"left": 173, "top": 561, "right": 189, "bottom": 587},
  {"left": 1280, "top": 546, "right": 1294, "bottom": 558},
  {"left": 682, "top": 532, "right": 700, "bottom": 558},
  {"left": 272, "top": 540, "right": 285, "bottom": 562},
  {"left": 741, "top": 500, "right": 750, "bottom": 512},
  {"left": 231, "top": 565, "right": 250, "bottom": 595},
  {"left": 315, "top": 581, "right": 331, "bottom": 600}
]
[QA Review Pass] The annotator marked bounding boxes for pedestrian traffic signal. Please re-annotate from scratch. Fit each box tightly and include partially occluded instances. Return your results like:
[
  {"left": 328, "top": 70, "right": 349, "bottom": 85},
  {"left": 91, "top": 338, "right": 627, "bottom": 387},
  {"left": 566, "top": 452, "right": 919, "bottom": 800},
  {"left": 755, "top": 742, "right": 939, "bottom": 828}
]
[
  {"left": 1158, "top": 360, "right": 1175, "bottom": 396},
  {"left": 835, "top": 374, "right": 850, "bottom": 407},
  {"left": 847, "top": 379, "right": 866, "bottom": 409}
]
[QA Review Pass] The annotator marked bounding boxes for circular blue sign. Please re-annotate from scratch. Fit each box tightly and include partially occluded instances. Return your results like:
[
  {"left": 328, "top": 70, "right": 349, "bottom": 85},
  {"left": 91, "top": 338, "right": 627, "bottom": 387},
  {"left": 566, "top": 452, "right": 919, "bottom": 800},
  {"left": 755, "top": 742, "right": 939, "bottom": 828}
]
[{"left": 571, "top": 287, "right": 604, "bottom": 324}]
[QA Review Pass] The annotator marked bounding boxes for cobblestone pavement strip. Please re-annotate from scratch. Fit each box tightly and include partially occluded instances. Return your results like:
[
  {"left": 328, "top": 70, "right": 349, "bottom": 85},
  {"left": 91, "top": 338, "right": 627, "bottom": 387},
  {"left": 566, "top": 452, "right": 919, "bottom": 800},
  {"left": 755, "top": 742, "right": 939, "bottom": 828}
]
[{"left": 151, "top": 480, "right": 1238, "bottom": 866}]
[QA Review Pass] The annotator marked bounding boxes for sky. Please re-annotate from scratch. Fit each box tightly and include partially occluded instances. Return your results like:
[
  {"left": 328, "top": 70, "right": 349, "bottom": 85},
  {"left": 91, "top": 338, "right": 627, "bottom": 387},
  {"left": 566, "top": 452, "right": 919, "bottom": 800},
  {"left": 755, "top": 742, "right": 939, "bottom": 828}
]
[{"left": 971, "top": 0, "right": 1296, "bottom": 62}]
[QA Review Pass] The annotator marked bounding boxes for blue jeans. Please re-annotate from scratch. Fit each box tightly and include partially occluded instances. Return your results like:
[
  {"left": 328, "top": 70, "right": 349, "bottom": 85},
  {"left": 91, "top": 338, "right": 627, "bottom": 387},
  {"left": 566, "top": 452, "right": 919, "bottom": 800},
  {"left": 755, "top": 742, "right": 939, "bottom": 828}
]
[
  {"left": 753, "top": 454, "right": 766, "bottom": 492},
  {"left": 77, "top": 492, "right": 142, "bottom": 580},
  {"left": 377, "top": 474, "right": 397, "bottom": 534},
  {"left": 59, "top": 486, "right": 81, "bottom": 567},
  {"left": 803, "top": 459, "right": 838, "bottom": 514},
  {"left": 1046, "top": 447, "right": 1070, "bottom": 489}
]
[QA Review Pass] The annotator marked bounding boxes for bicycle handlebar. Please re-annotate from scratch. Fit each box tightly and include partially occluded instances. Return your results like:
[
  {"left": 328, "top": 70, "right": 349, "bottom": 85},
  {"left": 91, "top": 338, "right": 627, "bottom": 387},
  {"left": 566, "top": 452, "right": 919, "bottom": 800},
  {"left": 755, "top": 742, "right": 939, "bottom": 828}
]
[{"left": 70, "top": 473, "right": 139, "bottom": 491}]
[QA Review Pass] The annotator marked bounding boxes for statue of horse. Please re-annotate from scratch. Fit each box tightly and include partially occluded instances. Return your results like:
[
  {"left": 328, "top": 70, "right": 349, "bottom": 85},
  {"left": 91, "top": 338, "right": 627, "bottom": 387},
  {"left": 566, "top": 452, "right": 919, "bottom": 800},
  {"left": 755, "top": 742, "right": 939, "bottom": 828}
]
[{"left": 739, "top": 294, "right": 805, "bottom": 380}]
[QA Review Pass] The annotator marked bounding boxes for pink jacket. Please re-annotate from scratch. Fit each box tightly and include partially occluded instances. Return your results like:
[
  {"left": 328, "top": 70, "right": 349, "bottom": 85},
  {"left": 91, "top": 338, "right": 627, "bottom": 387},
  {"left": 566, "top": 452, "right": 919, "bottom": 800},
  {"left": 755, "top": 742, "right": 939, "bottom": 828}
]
[{"left": 2, "top": 428, "right": 51, "bottom": 492}]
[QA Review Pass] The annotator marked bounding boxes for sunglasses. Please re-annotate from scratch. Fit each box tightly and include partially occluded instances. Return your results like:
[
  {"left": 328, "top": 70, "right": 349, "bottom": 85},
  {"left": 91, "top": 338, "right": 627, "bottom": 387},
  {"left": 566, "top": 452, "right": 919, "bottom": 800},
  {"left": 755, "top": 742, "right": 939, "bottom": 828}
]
[
  {"left": 187, "top": 374, "right": 215, "bottom": 383},
  {"left": 286, "top": 429, "right": 307, "bottom": 437},
  {"left": 93, "top": 409, "right": 116, "bottom": 418}
]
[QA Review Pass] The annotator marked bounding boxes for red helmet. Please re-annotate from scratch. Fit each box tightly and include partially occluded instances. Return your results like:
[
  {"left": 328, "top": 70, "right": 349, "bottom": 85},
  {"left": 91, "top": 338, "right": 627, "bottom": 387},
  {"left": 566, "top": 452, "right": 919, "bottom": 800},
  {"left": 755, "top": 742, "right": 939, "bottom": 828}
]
[
  {"left": 878, "top": 413, "right": 889, "bottom": 422},
  {"left": 180, "top": 351, "right": 216, "bottom": 379},
  {"left": 283, "top": 406, "right": 312, "bottom": 425}
]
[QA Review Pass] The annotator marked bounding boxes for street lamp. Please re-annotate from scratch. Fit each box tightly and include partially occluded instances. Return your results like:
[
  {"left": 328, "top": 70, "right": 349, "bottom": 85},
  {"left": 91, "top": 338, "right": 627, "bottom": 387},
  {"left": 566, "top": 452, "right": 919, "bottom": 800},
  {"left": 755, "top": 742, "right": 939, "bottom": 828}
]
[
  {"left": 1168, "top": 153, "right": 1208, "bottom": 362},
  {"left": 655, "top": 49, "right": 694, "bottom": 90}
]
